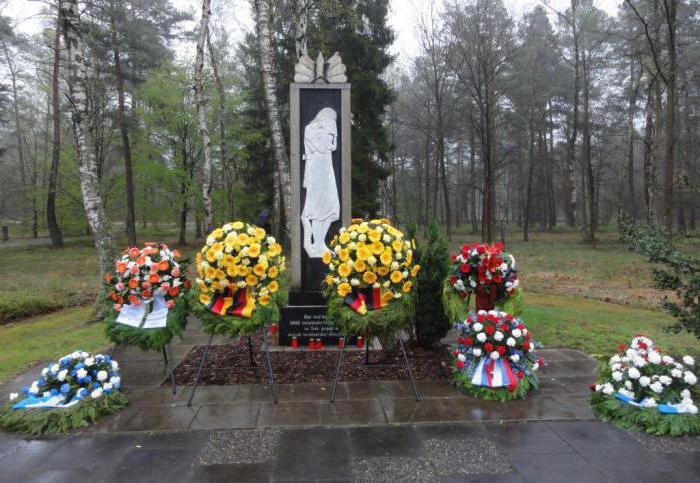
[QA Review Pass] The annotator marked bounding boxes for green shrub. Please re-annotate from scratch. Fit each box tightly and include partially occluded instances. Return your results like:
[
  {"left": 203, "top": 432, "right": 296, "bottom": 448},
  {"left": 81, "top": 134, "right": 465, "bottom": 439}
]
[
  {"left": 0, "top": 293, "right": 63, "bottom": 323},
  {"left": 411, "top": 222, "right": 451, "bottom": 347}
]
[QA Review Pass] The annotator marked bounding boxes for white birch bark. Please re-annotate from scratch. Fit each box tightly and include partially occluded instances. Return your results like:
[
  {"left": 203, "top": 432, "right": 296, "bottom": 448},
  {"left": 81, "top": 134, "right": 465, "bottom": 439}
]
[
  {"left": 194, "top": 0, "right": 214, "bottom": 233},
  {"left": 255, "top": 0, "right": 292, "bottom": 236},
  {"left": 61, "top": 0, "right": 114, "bottom": 310}
]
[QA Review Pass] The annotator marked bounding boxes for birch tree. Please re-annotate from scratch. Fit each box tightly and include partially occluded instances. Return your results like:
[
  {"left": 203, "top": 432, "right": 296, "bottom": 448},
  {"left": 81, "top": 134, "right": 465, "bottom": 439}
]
[
  {"left": 61, "top": 0, "right": 114, "bottom": 312},
  {"left": 47, "top": 6, "right": 64, "bottom": 247},
  {"left": 256, "top": 0, "right": 292, "bottom": 236},
  {"left": 194, "top": 0, "right": 214, "bottom": 233}
]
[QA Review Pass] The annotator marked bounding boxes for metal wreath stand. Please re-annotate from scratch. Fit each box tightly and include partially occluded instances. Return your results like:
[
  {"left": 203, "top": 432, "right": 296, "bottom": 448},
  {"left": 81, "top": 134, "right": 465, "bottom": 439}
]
[
  {"left": 110, "top": 342, "right": 177, "bottom": 394},
  {"left": 186, "top": 324, "right": 277, "bottom": 407},
  {"left": 331, "top": 331, "right": 421, "bottom": 403}
]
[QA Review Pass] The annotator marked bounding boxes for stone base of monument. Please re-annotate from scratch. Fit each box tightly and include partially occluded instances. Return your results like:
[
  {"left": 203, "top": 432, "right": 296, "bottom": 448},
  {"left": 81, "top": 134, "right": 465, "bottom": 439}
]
[{"left": 279, "top": 290, "right": 358, "bottom": 347}]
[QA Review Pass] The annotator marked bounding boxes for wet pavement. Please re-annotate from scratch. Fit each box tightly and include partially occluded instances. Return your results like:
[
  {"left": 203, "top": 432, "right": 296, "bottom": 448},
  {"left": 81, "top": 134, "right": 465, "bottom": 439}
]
[{"left": 1, "top": 318, "right": 698, "bottom": 481}]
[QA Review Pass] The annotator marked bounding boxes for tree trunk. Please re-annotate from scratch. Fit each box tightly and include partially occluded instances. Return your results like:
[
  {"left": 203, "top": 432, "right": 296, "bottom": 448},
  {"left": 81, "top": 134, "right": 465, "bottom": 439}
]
[
  {"left": 643, "top": 75, "right": 659, "bottom": 226},
  {"left": 625, "top": 32, "right": 638, "bottom": 222},
  {"left": 292, "top": 0, "right": 309, "bottom": 59},
  {"left": 61, "top": 0, "right": 114, "bottom": 316},
  {"left": 663, "top": 0, "right": 677, "bottom": 236},
  {"left": 523, "top": 120, "right": 535, "bottom": 242},
  {"left": 110, "top": 0, "right": 136, "bottom": 246},
  {"left": 469, "top": 129, "right": 478, "bottom": 234},
  {"left": 47, "top": 8, "right": 64, "bottom": 248},
  {"left": 256, "top": 0, "right": 292, "bottom": 237},
  {"left": 194, "top": 0, "right": 214, "bottom": 234},
  {"left": 581, "top": 47, "right": 595, "bottom": 244},
  {"left": 565, "top": 0, "right": 580, "bottom": 229}
]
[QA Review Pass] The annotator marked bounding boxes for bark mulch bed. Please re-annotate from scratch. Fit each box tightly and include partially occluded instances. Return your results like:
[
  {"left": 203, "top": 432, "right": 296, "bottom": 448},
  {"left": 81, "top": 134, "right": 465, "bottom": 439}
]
[{"left": 172, "top": 336, "right": 452, "bottom": 385}]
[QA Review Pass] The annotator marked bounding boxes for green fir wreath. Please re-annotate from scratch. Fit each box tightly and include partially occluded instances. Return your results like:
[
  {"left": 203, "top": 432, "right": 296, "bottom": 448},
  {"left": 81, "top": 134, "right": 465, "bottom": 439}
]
[
  {"left": 0, "top": 392, "right": 128, "bottom": 436},
  {"left": 453, "top": 369, "right": 539, "bottom": 402},
  {"left": 188, "top": 283, "right": 287, "bottom": 338},
  {"left": 590, "top": 390, "right": 700, "bottom": 436},
  {"left": 324, "top": 285, "right": 415, "bottom": 337},
  {"left": 103, "top": 296, "right": 188, "bottom": 352}
]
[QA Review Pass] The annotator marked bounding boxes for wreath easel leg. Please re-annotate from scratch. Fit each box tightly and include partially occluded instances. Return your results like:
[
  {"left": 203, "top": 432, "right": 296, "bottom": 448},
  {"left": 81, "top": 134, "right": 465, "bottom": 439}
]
[
  {"left": 331, "top": 335, "right": 348, "bottom": 403},
  {"left": 397, "top": 333, "right": 421, "bottom": 401},
  {"left": 187, "top": 333, "right": 215, "bottom": 407},
  {"left": 166, "top": 343, "right": 177, "bottom": 394},
  {"left": 262, "top": 325, "right": 277, "bottom": 404}
]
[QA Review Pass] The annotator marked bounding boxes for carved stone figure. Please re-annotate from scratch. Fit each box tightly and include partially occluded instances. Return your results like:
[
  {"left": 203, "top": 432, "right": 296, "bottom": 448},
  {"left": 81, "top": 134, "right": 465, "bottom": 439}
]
[{"left": 301, "top": 107, "right": 339, "bottom": 257}]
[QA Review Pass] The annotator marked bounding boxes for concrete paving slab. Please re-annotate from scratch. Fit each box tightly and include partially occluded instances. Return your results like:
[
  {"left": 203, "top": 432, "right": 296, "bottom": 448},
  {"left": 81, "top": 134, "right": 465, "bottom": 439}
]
[
  {"left": 190, "top": 403, "right": 261, "bottom": 430},
  {"left": 322, "top": 399, "right": 387, "bottom": 426},
  {"left": 122, "top": 406, "right": 197, "bottom": 432}
]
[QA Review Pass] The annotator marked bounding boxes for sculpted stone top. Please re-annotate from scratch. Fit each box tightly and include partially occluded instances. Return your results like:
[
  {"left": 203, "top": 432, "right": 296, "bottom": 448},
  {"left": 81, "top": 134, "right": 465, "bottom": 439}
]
[{"left": 294, "top": 52, "right": 347, "bottom": 83}]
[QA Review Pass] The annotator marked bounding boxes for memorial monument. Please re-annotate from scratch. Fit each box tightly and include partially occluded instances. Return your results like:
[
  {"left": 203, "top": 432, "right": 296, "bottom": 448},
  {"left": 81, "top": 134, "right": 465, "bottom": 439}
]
[{"left": 279, "top": 52, "right": 352, "bottom": 346}]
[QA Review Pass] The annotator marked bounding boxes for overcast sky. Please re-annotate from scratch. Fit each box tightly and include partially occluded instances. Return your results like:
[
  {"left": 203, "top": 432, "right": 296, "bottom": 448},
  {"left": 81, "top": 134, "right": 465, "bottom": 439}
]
[{"left": 5, "top": 0, "right": 622, "bottom": 66}]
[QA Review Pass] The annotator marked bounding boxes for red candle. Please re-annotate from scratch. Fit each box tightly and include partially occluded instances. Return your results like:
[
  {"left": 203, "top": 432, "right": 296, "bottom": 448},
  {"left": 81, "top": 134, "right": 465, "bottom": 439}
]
[
  {"left": 309, "top": 339, "right": 315, "bottom": 350},
  {"left": 338, "top": 338, "right": 345, "bottom": 349},
  {"left": 318, "top": 339, "right": 323, "bottom": 350},
  {"left": 357, "top": 336, "right": 364, "bottom": 349},
  {"left": 271, "top": 323, "right": 278, "bottom": 335},
  {"left": 292, "top": 337, "right": 298, "bottom": 348}
]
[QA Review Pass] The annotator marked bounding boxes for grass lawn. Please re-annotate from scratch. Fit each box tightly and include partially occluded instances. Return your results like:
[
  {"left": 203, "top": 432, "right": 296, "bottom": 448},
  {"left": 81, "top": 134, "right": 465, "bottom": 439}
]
[
  {"left": 523, "top": 292, "right": 699, "bottom": 360},
  {"left": 0, "top": 307, "right": 109, "bottom": 384}
]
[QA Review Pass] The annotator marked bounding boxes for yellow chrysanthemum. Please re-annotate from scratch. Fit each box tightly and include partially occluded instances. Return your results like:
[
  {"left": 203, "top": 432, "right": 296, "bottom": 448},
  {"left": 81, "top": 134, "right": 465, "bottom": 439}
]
[
  {"left": 237, "top": 265, "right": 250, "bottom": 277},
  {"left": 339, "top": 232, "right": 351, "bottom": 244},
  {"left": 268, "top": 280, "right": 279, "bottom": 293},
  {"left": 268, "top": 243, "right": 282, "bottom": 257},
  {"left": 405, "top": 250, "right": 413, "bottom": 265},
  {"left": 324, "top": 275, "right": 336, "bottom": 286},
  {"left": 198, "top": 282, "right": 210, "bottom": 293},
  {"left": 268, "top": 266, "right": 279, "bottom": 278},
  {"left": 322, "top": 251, "right": 332, "bottom": 264},
  {"left": 223, "top": 254, "right": 236, "bottom": 267},
  {"left": 196, "top": 252, "right": 203, "bottom": 265},
  {"left": 362, "top": 271, "right": 377, "bottom": 284},
  {"left": 390, "top": 270, "right": 403, "bottom": 284},
  {"left": 380, "top": 251, "right": 393, "bottom": 266},
  {"left": 226, "top": 265, "right": 238, "bottom": 277},
  {"left": 357, "top": 223, "right": 369, "bottom": 234},
  {"left": 253, "top": 264, "right": 266, "bottom": 277},
  {"left": 368, "top": 229, "right": 382, "bottom": 242},
  {"left": 224, "top": 233, "right": 238, "bottom": 247},
  {"left": 377, "top": 266, "right": 390, "bottom": 276},
  {"left": 199, "top": 293, "right": 212, "bottom": 305},
  {"left": 259, "top": 294, "right": 271, "bottom": 305},
  {"left": 206, "top": 250, "right": 218, "bottom": 263},
  {"left": 371, "top": 241, "right": 385, "bottom": 255},
  {"left": 356, "top": 246, "right": 371, "bottom": 261},
  {"left": 209, "top": 228, "right": 224, "bottom": 240},
  {"left": 210, "top": 242, "right": 224, "bottom": 253},
  {"left": 351, "top": 218, "right": 363, "bottom": 224},
  {"left": 392, "top": 240, "right": 403, "bottom": 252},
  {"left": 232, "top": 221, "right": 244, "bottom": 230},
  {"left": 205, "top": 266, "right": 217, "bottom": 279},
  {"left": 411, "top": 264, "right": 421, "bottom": 277},
  {"left": 338, "top": 263, "right": 352, "bottom": 278},
  {"left": 354, "top": 260, "right": 366, "bottom": 272},
  {"left": 337, "top": 283, "right": 352, "bottom": 297},
  {"left": 338, "top": 248, "right": 350, "bottom": 262},
  {"left": 247, "top": 244, "right": 261, "bottom": 258},
  {"left": 246, "top": 274, "right": 259, "bottom": 286},
  {"left": 211, "top": 280, "right": 225, "bottom": 292},
  {"left": 254, "top": 227, "right": 266, "bottom": 240},
  {"left": 236, "top": 233, "right": 249, "bottom": 245},
  {"left": 402, "top": 281, "right": 412, "bottom": 293},
  {"left": 381, "top": 291, "right": 394, "bottom": 305}
]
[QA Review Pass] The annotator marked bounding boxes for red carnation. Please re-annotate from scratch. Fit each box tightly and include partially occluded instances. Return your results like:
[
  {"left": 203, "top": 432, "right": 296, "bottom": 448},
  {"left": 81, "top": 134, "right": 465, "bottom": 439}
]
[
  {"left": 506, "top": 314, "right": 514, "bottom": 321},
  {"left": 450, "top": 276, "right": 458, "bottom": 285},
  {"left": 501, "top": 324, "right": 510, "bottom": 332},
  {"left": 456, "top": 361, "right": 465, "bottom": 369},
  {"left": 477, "top": 246, "right": 486, "bottom": 254},
  {"left": 451, "top": 255, "right": 458, "bottom": 263},
  {"left": 517, "top": 324, "right": 524, "bottom": 330},
  {"left": 460, "top": 263, "right": 470, "bottom": 273},
  {"left": 518, "top": 371, "right": 525, "bottom": 379},
  {"left": 525, "top": 332, "right": 532, "bottom": 340},
  {"left": 589, "top": 384, "right": 597, "bottom": 392},
  {"left": 496, "top": 346, "right": 506, "bottom": 355},
  {"left": 485, "top": 326, "right": 495, "bottom": 335},
  {"left": 522, "top": 342, "right": 531, "bottom": 351},
  {"left": 452, "top": 350, "right": 459, "bottom": 356},
  {"left": 465, "top": 337, "right": 473, "bottom": 346},
  {"left": 638, "top": 342, "right": 648, "bottom": 350},
  {"left": 477, "top": 315, "right": 486, "bottom": 323},
  {"left": 538, "top": 358, "right": 544, "bottom": 365},
  {"left": 617, "top": 344, "right": 628, "bottom": 351},
  {"left": 484, "top": 343, "right": 494, "bottom": 353}
]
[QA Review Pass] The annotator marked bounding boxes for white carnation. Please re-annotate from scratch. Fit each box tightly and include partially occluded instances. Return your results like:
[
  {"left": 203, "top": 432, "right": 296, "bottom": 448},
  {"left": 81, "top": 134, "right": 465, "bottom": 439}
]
[
  {"left": 618, "top": 388, "right": 635, "bottom": 399},
  {"left": 472, "top": 322, "right": 483, "bottom": 332},
  {"left": 649, "top": 382, "right": 664, "bottom": 394},
  {"left": 639, "top": 376, "right": 651, "bottom": 387},
  {"left": 9, "top": 393, "right": 18, "bottom": 401},
  {"left": 76, "top": 368, "right": 88, "bottom": 380},
  {"left": 624, "top": 380, "right": 633, "bottom": 390},
  {"left": 647, "top": 351, "right": 661, "bottom": 364},
  {"left": 494, "top": 331, "right": 504, "bottom": 341},
  {"left": 58, "top": 369, "right": 68, "bottom": 382},
  {"left": 683, "top": 356, "right": 695, "bottom": 366},
  {"left": 683, "top": 372, "right": 697, "bottom": 385},
  {"left": 457, "top": 354, "right": 466, "bottom": 362},
  {"left": 602, "top": 383, "right": 614, "bottom": 395},
  {"left": 510, "top": 354, "right": 520, "bottom": 363},
  {"left": 612, "top": 371, "right": 623, "bottom": 382},
  {"left": 472, "top": 348, "right": 482, "bottom": 357},
  {"left": 633, "top": 356, "right": 647, "bottom": 368},
  {"left": 111, "top": 361, "right": 119, "bottom": 371},
  {"left": 512, "top": 329, "right": 522, "bottom": 338},
  {"left": 90, "top": 388, "right": 103, "bottom": 399},
  {"left": 659, "top": 376, "right": 672, "bottom": 385},
  {"left": 662, "top": 355, "right": 675, "bottom": 364},
  {"left": 476, "top": 333, "right": 487, "bottom": 343},
  {"left": 490, "top": 351, "right": 500, "bottom": 360},
  {"left": 628, "top": 367, "right": 641, "bottom": 379},
  {"left": 97, "top": 371, "right": 108, "bottom": 382},
  {"left": 640, "top": 398, "right": 657, "bottom": 408},
  {"left": 506, "top": 337, "right": 516, "bottom": 347},
  {"left": 672, "top": 368, "right": 683, "bottom": 378}
]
